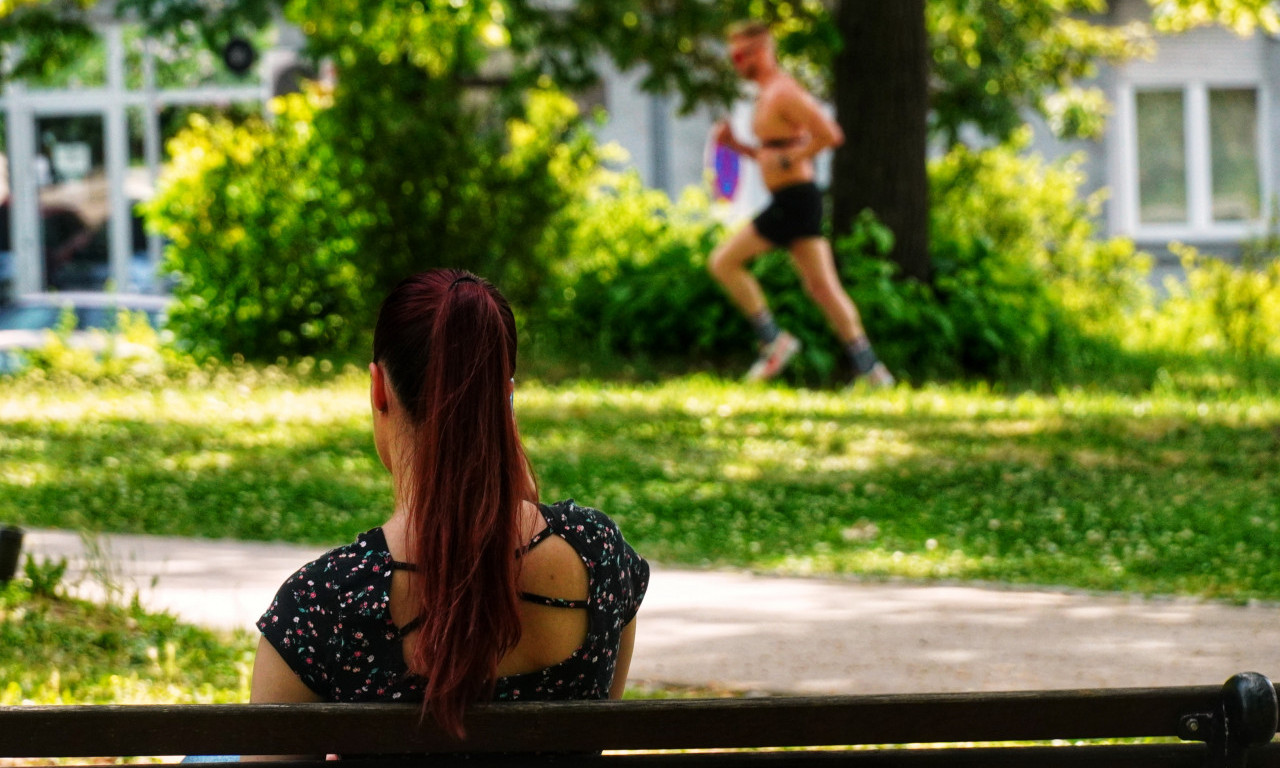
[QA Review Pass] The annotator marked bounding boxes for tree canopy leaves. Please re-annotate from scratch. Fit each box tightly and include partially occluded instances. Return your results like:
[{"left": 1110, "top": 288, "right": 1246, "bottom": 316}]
[{"left": 5, "top": 0, "right": 1276, "bottom": 146}]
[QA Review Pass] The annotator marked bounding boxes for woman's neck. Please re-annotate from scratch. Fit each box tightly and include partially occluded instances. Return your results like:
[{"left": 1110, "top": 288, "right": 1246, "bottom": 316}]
[
  {"left": 381, "top": 508, "right": 412, "bottom": 559},
  {"left": 382, "top": 497, "right": 544, "bottom": 558}
]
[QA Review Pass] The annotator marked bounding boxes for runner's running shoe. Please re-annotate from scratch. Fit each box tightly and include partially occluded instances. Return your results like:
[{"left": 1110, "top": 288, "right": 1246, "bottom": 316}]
[
  {"left": 850, "top": 361, "right": 896, "bottom": 390},
  {"left": 744, "top": 331, "right": 801, "bottom": 382}
]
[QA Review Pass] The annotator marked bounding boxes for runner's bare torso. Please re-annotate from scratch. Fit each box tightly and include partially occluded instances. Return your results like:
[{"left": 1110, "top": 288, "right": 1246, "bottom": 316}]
[
  {"left": 751, "top": 74, "right": 824, "bottom": 191},
  {"left": 716, "top": 28, "right": 843, "bottom": 194}
]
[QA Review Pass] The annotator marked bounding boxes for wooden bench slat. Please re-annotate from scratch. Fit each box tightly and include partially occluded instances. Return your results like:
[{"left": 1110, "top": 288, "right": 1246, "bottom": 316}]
[
  {"left": 37, "top": 743, "right": 1280, "bottom": 768},
  {"left": 0, "top": 686, "right": 1231, "bottom": 757}
]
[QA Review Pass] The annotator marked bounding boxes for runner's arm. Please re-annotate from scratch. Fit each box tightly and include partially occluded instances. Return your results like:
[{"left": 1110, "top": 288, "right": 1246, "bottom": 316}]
[
  {"left": 715, "top": 120, "right": 758, "bottom": 160},
  {"left": 777, "top": 86, "right": 843, "bottom": 163}
]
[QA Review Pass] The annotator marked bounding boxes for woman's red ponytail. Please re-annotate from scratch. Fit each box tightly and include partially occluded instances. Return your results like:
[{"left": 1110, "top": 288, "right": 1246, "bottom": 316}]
[{"left": 373, "top": 269, "right": 536, "bottom": 738}]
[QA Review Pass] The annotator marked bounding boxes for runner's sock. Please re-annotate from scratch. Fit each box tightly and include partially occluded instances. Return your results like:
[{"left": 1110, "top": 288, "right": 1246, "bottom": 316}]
[
  {"left": 750, "top": 310, "right": 782, "bottom": 345},
  {"left": 846, "top": 337, "right": 880, "bottom": 375}
]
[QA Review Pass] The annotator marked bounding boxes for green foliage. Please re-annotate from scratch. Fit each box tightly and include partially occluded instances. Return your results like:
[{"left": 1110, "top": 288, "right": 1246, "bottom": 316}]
[
  {"left": 316, "top": 59, "right": 597, "bottom": 312},
  {"left": 115, "top": 0, "right": 275, "bottom": 54},
  {"left": 1042, "top": 87, "right": 1113, "bottom": 141},
  {"left": 1149, "top": 0, "right": 1280, "bottom": 33},
  {"left": 3, "top": 0, "right": 1195, "bottom": 147},
  {"left": 539, "top": 170, "right": 915, "bottom": 383},
  {"left": 505, "top": 0, "right": 1154, "bottom": 145},
  {"left": 543, "top": 169, "right": 743, "bottom": 363},
  {"left": 832, "top": 136, "right": 1279, "bottom": 387},
  {"left": 0, "top": 561, "right": 254, "bottom": 704},
  {"left": 927, "top": 0, "right": 1148, "bottom": 145},
  {"left": 13, "top": 307, "right": 181, "bottom": 382},
  {"left": 1143, "top": 245, "right": 1280, "bottom": 366},
  {"left": 144, "top": 89, "right": 371, "bottom": 362},
  {"left": 505, "top": 0, "right": 836, "bottom": 110},
  {"left": 22, "top": 555, "right": 67, "bottom": 599},
  {"left": 0, "top": 0, "right": 97, "bottom": 84},
  {"left": 506, "top": 0, "right": 1153, "bottom": 143},
  {"left": 547, "top": 137, "right": 1158, "bottom": 386},
  {"left": 286, "top": 0, "right": 501, "bottom": 77},
  {"left": 890, "top": 137, "right": 1148, "bottom": 381},
  {"left": 4, "top": 373, "right": 1280, "bottom": 602},
  {"left": 144, "top": 11, "right": 599, "bottom": 361},
  {"left": 539, "top": 170, "right": 904, "bottom": 383}
]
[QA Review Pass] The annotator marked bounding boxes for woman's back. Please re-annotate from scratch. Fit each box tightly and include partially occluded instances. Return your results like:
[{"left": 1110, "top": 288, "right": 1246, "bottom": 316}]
[
  {"left": 250, "top": 270, "right": 646, "bottom": 748},
  {"left": 257, "top": 499, "right": 647, "bottom": 703}
]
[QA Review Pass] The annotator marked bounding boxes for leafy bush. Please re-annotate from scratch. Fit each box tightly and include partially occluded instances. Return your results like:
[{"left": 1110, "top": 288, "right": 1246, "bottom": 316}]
[
  {"left": 22, "top": 556, "right": 68, "bottom": 600},
  {"left": 316, "top": 59, "right": 598, "bottom": 313},
  {"left": 821, "top": 137, "right": 1154, "bottom": 384},
  {"left": 144, "top": 90, "right": 371, "bottom": 362},
  {"left": 928, "top": 136, "right": 1148, "bottom": 376},
  {"left": 541, "top": 169, "right": 911, "bottom": 382},
  {"left": 13, "top": 307, "right": 183, "bottom": 384},
  {"left": 547, "top": 135, "right": 1155, "bottom": 386},
  {"left": 1144, "top": 245, "right": 1280, "bottom": 366},
  {"left": 542, "top": 169, "right": 742, "bottom": 363},
  {"left": 147, "top": 75, "right": 599, "bottom": 363}
]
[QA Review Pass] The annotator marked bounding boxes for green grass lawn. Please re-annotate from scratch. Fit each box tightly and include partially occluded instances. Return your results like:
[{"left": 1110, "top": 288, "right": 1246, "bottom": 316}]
[
  {"left": 3, "top": 369, "right": 1279, "bottom": 601},
  {"left": 1, "top": 560, "right": 254, "bottom": 705}
]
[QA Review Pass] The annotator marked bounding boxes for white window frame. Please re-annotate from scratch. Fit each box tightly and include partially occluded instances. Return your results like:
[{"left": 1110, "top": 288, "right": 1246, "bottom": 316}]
[
  {"left": 1114, "top": 79, "right": 1271, "bottom": 242},
  {"left": 1, "top": 24, "right": 267, "bottom": 295}
]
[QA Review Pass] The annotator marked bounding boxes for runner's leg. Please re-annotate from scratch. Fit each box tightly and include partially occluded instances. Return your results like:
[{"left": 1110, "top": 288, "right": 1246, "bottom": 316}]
[
  {"left": 710, "top": 224, "right": 803, "bottom": 381},
  {"left": 708, "top": 224, "right": 776, "bottom": 317},
  {"left": 790, "top": 237, "right": 893, "bottom": 386},
  {"left": 788, "top": 236, "right": 865, "bottom": 343}
]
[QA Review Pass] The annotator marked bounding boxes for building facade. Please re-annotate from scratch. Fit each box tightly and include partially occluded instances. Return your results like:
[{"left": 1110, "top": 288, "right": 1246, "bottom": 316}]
[
  {"left": 1032, "top": 0, "right": 1279, "bottom": 261},
  {"left": 0, "top": 15, "right": 283, "bottom": 299}
]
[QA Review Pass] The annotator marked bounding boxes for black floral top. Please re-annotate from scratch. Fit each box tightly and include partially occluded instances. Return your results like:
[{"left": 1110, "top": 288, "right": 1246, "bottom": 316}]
[{"left": 258, "top": 500, "right": 649, "bottom": 702}]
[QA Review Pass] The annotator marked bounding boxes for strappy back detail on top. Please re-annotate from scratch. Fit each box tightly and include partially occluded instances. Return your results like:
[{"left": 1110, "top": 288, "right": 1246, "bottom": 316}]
[
  {"left": 258, "top": 499, "right": 647, "bottom": 703},
  {"left": 762, "top": 137, "right": 802, "bottom": 149},
  {"left": 389, "top": 524, "right": 588, "bottom": 636},
  {"left": 515, "top": 525, "right": 590, "bottom": 608}
]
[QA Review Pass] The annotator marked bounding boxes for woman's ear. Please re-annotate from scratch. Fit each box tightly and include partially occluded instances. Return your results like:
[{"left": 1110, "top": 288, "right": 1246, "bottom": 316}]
[{"left": 370, "top": 362, "right": 390, "bottom": 414}]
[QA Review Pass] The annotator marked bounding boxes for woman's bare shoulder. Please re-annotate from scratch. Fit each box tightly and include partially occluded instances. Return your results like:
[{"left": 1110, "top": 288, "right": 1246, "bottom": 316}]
[{"left": 520, "top": 502, "right": 589, "bottom": 601}]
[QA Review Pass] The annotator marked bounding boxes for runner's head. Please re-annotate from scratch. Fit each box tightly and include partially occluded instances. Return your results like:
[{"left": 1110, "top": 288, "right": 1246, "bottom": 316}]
[{"left": 727, "top": 20, "right": 773, "bottom": 79}]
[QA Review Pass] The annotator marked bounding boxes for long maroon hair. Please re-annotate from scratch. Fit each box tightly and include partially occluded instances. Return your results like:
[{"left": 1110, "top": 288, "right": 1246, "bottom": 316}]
[{"left": 372, "top": 269, "right": 536, "bottom": 738}]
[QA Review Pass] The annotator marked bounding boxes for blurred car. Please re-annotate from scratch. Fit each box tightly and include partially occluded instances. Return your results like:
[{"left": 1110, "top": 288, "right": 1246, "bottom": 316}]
[
  {"left": 0, "top": 199, "right": 171, "bottom": 302},
  {"left": 0, "top": 291, "right": 171, "bottom": 374}
]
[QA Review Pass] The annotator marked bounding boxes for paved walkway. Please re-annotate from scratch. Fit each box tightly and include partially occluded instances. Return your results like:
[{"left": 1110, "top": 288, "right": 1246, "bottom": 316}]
[{"left": 22, "top": 528, "right": 1280, "bottom": 695}]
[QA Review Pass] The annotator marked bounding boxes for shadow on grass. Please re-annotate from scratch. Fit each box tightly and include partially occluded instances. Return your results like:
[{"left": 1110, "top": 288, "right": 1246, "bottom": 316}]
[
  {"left": 3, "top": 380, "right": 1279, "bottom": 600},
  {"left": 1, "top": 417, "right": 387, "bottom": 544}
]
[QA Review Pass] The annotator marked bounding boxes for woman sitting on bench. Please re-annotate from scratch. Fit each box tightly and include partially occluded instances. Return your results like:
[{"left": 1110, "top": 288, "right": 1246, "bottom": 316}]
[{"left": 249, "top": 269, "right": 649, "bottom": 743}]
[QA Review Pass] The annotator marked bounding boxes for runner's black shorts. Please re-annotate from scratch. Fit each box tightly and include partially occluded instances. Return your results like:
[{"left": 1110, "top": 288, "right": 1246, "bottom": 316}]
[{"left": 752, "top": 181, "right": 824, "bottom": 247}]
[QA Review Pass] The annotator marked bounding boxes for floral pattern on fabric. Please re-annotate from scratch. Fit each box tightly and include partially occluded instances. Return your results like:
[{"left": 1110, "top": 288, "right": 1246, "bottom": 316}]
[{"left": 258, "top": 500, "right": 649, "bottom": 702}]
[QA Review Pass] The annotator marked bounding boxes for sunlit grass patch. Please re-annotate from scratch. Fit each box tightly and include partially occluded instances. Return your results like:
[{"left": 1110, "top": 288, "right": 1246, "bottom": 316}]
[
  {"left": 0, "top": 560, "right": 254, "bottom": 706},
  {"left": 3, "top": 372, "right": 1279, "bottom": 601},
  {"left": 519, "top": 378, "right": 1280, "bottom": 600}
]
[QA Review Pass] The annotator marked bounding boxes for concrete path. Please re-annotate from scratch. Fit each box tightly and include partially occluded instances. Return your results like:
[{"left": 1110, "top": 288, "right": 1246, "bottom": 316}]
[{"left": 21, "top": 528, "right": 1280, "bottom": 695}]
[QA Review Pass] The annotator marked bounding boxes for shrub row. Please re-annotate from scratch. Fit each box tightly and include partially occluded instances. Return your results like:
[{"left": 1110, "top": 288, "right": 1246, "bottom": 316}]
[{"left": 141, "top": 89, "right": 1276, "bottom": 387}]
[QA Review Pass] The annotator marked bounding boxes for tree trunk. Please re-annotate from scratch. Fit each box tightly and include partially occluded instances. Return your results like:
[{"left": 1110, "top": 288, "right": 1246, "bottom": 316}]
[{"left": 831, "top": 0, "right": 931, "bottom": 282}]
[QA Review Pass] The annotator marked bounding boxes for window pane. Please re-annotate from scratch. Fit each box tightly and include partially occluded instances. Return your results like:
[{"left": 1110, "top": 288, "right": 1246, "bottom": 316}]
[
  {"left": 1136, "top": 90, "right": 1187, "bottom": 224},
  {"left": 37, "top": 115, "right": 109, "bottom": 291},
  {"left": 21, "top": 37, "right": 107, "bottom": 90},
  {"left": 1209, "top": 88, "right": 1261, "bottom": 222}
]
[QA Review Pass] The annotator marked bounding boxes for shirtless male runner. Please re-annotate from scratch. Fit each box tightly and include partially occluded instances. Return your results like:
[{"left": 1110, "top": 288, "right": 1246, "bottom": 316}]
[{"left": 709, "top": 20, "right": 894, "bottom": 387}]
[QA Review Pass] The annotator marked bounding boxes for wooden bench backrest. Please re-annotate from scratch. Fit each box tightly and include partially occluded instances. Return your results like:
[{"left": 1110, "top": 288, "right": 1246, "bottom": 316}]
[{"left": 1, "top": 677, "right": 1276, "bottom": 767}]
